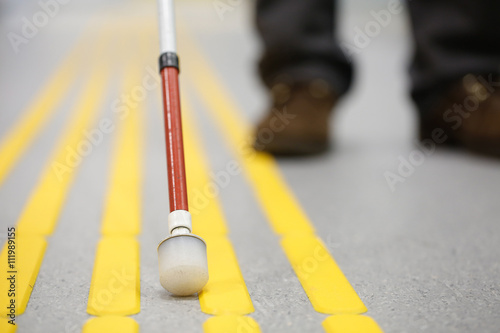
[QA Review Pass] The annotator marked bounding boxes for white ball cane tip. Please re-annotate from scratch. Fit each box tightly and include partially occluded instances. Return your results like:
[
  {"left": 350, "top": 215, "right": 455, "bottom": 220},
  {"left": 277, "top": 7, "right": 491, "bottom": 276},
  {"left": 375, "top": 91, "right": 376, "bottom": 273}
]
[
  {"left": 160, "top": 265, "right": 208, "bottom": 296},
  {"left": 157, "top": 235, "right": 208, "bottom": 296}
]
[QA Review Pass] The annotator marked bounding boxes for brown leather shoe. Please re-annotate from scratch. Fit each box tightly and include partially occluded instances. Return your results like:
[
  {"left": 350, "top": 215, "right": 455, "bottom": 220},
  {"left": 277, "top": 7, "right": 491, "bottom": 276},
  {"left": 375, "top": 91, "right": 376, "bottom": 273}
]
[
  {"left": 420, "top": 74, "right": 500, "bottom": 157},
  {"left": 253, "top": 80, "right": 337, "bottom": 155}
]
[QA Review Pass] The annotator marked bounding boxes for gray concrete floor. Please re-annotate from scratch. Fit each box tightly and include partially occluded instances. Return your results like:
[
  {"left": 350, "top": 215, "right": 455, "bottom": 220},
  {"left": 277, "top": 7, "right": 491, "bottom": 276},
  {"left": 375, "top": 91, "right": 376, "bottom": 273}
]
[{"left": 1, "top": 0, "right": 500, "bottom": 332}]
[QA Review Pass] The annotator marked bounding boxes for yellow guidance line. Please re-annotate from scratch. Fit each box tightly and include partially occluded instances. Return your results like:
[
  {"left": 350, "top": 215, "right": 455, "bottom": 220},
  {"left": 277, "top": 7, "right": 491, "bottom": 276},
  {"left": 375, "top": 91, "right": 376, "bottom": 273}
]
[
  {"left": 84, "top": 24, "right": 157, "bottom": 329},
  {"left": 203, "top": 315, "right": 261, "bottom": 333},
  {"left": 199, "top": 235, "right": 254, "bottom": 315},
  {"left": 281, "top": 235, "right": 366, "bottom": 314},
  {"left": 16, "top": 65, "right": 111, "bottom": 236},
  {"left": 182, "top": 100, "right": 255, "bottom": 317},
  {"left": 100, "top": 75, "right": 143, "bottom": 236},
  {"left": 0, "top": 235, "right": 47, "bottom": 316},
  {"left": 0, "top": 34, "right": 89, "bottom": 187},
  {"left": 87, "top": 237, "right": 140, "bottom": 315},
  {"left": 181, "top": 30, "right": 372, "bottom": 318},
  {"left": 0, "top": 317, "right": 18, "bottom": 333},
  {"left": 183, "top": 102, "right": 228, "bottom": 238},
  {"left": 87, "top": 55, "right": 145, "bottom": 316},
  {"left": 82, "top": 316, "right": 139, "bottom": 333},
  {"left": 322, "top": 315, "right": 384, "bottom": 333}
]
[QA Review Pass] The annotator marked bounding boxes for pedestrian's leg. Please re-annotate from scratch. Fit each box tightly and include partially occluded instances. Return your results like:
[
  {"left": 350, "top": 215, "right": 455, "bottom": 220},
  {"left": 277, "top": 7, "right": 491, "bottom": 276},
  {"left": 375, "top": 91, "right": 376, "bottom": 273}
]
[
  {"left": 408, "top": 0, "right": 500, "bottom": 155},
  {"left": 256, "top": 0, "right": 352, "bottom": 93},
  {"left": 254, "top": 0, "right": 352, "bottom": 155}
]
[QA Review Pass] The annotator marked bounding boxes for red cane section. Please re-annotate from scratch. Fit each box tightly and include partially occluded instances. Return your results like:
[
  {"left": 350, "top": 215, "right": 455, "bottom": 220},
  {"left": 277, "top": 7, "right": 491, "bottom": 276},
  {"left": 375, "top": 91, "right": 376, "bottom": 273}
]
[{"left": 161, "top": 67, "right": 189, "bottom": 212}]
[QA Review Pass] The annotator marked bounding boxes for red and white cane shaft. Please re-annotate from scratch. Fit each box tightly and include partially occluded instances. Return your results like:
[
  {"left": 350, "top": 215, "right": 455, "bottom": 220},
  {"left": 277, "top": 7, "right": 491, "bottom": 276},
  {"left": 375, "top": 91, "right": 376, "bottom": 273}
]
[
  {"left": 161, "top": 66, "right": 189, "bottom": 213},
  {"left": 158, "top": 0, "right": 188, "bottom": 213}
]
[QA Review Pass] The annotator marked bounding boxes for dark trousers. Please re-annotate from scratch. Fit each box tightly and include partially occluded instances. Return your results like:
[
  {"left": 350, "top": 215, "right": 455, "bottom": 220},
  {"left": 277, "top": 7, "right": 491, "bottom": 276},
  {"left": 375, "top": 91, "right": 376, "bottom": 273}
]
[{"left": 256, "top": 0, "right": 500, "bottom": 113}]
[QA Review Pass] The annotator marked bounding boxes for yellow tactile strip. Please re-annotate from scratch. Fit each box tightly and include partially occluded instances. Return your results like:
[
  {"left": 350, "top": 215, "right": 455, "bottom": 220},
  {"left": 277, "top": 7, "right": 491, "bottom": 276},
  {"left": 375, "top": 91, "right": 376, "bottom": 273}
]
[
  {"left": 199, "top": 235, "right": 254, "bottom": 315},
  {"left": 203, "top": 315, "right": 261, "bottom": 333},
  {"left": 87, "top": 237, "right": 140, "bottom": 315},
  {"left": 0, "top": 317, "right": 18, "bottom": 333},
  {"left": 236, "top": 153, "right": 314, "bottom": 235},
  {"left": 100, "top": 81, "right": 143, "bottom": 236},
  {"left": 183, "top": 106, "right": 229, "bottom": 238},
  {"left": 182, "top": 101, "right": 257, "bottom": 323},
  {"left": 82, "top": 316, "right": 139, "bottom": 333},
  {"left": 322, "top": 314, "right": 384, "bottom": 333},
  {"left": 281, "top": 235, "right": 366, "bottom": 314},
  {"left": 182, "top": 28, "right": 383, "bottom": 330},
  {"left": 85, "top": 43, "right": 145, "bottom": 330},
  {"left": 0, "top": 235, "right": 47, "bottom": 316}
]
